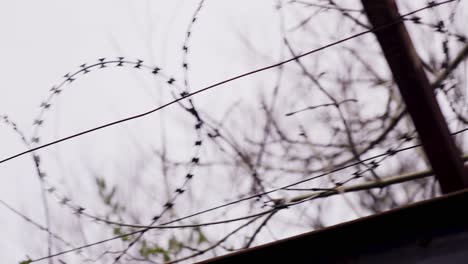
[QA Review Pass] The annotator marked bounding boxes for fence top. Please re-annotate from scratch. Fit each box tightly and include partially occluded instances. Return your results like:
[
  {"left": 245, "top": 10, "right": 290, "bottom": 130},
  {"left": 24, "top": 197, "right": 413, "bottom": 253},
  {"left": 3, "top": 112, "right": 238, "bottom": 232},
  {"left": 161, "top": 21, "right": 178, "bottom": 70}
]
[{"left": 199, "top": 188, "right": 468, "bottom": 263}]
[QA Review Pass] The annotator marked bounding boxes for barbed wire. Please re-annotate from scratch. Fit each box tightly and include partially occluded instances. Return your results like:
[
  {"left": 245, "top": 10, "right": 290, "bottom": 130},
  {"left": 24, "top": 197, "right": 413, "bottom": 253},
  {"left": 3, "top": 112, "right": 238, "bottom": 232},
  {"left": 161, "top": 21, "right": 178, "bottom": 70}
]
[
  {"left": 0, "top": 0, "right": 456, "bottom": 167},
  {"left": 405, "top": 6, "right": 468, "bottom": 126},
  {"left": 404, "top": 14, "right": 467, "bottom": 43},
  {"left": 0, "top": 115, "right": 54, "bottom": 261},
  {"left": 23, "top": 126, "right": 468, "bottom": 263},
  {"left": 182, "top": 0, "right": 207, "bottom": 92},
  {"left": 10, "top": 2, "right": 211, "bottom": 262},
  {"left": 5, "top": 0, "right": 464, "bottom": 262},
  {"left": 1, "top": 58, "right": 208, "bottom": 263},
  {"left": 2, "top": 58, "right": 210, "bottom": 231}
]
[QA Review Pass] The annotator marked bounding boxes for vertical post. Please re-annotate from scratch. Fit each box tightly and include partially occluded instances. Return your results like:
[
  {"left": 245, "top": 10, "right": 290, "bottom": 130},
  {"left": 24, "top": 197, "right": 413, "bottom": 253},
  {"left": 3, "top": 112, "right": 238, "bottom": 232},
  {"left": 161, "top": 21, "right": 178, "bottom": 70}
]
[{"left": 361, "top": 0, "right": 468, "bottom": 193}]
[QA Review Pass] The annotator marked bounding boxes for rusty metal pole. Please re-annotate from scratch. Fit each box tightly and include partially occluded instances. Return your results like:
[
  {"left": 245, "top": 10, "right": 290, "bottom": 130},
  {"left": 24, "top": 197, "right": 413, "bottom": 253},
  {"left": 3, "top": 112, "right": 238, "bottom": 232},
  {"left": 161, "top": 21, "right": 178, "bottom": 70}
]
[{"left": 361, "top": 0, "right": 468, "bottom": 193}]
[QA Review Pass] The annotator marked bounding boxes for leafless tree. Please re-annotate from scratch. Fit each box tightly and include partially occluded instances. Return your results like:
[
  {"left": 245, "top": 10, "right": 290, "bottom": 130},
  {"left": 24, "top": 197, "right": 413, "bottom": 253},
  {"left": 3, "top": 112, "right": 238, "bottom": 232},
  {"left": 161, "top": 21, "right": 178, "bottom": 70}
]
[{"left": 1, "top": 1, "right": 467, "bottom": 263}]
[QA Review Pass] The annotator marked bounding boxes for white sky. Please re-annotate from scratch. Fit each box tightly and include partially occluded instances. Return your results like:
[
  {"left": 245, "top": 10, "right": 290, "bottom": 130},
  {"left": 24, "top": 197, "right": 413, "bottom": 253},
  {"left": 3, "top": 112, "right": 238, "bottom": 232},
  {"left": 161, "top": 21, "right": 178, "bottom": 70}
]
[
  {"left": 0, "top": 0, "right": 466, "bottom": 263},
  {"left": 0, "top": 0, "right": 284, "bottom": 262}
]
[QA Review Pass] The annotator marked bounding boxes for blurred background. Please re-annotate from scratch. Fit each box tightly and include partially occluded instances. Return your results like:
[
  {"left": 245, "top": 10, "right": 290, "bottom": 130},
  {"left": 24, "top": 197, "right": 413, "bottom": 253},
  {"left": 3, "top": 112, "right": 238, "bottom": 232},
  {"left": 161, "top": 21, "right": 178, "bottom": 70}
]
[{"left": 0, "top": 0, "right": 467, "bottom": 263}]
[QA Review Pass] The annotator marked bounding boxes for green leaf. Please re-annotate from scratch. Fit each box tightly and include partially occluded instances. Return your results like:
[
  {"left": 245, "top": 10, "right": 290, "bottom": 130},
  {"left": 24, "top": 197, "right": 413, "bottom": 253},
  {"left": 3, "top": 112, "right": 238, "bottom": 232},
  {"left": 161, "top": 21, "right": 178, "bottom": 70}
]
[
  {"left": 104, "top": 186, "right": 117, "bottom": 205},
  {"left": 95, "top": 177, "right": 106, "bottom": 190},
  {"left": 169, "top": 237, "right": 182, "bottom": 254},
  {"left": 113, "top": 227, "right": 130, "bottom": 241},
  {"left": 198, "top": 231, "right": 208, "bottom": 244},
  {"left": 163, "top": 251, "right": 170, "bottom": 262},
  {"left": 139, "top": 242, "right": 170, "bottom": 260},
  {"left": 139, "top": 240, "right": 149, "bottom": 258},
  {"left": 113, "top": 227, "right": 121, "bottom": 235}
]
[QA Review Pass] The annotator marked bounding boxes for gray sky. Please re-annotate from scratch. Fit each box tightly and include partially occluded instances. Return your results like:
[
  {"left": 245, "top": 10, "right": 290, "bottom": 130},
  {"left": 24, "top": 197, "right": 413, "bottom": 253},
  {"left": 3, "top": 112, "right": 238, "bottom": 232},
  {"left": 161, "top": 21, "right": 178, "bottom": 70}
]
[
  {"left": 0, "top": 0, "right": 467, "bottom": 263},
  {"left": 0, "top": 0, "right": 283, "bottom": 262}
]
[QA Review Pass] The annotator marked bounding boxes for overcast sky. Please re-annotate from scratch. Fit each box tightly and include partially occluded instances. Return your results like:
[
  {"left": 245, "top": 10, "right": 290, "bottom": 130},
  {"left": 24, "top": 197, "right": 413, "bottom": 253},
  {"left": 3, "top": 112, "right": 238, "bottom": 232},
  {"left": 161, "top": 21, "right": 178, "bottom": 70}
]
[
  {"left": 1, "top": 1, "right": 467, "bottom": 263},
  {"left": 0, "top": 0, "right": 285, "bottom": 262}
]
